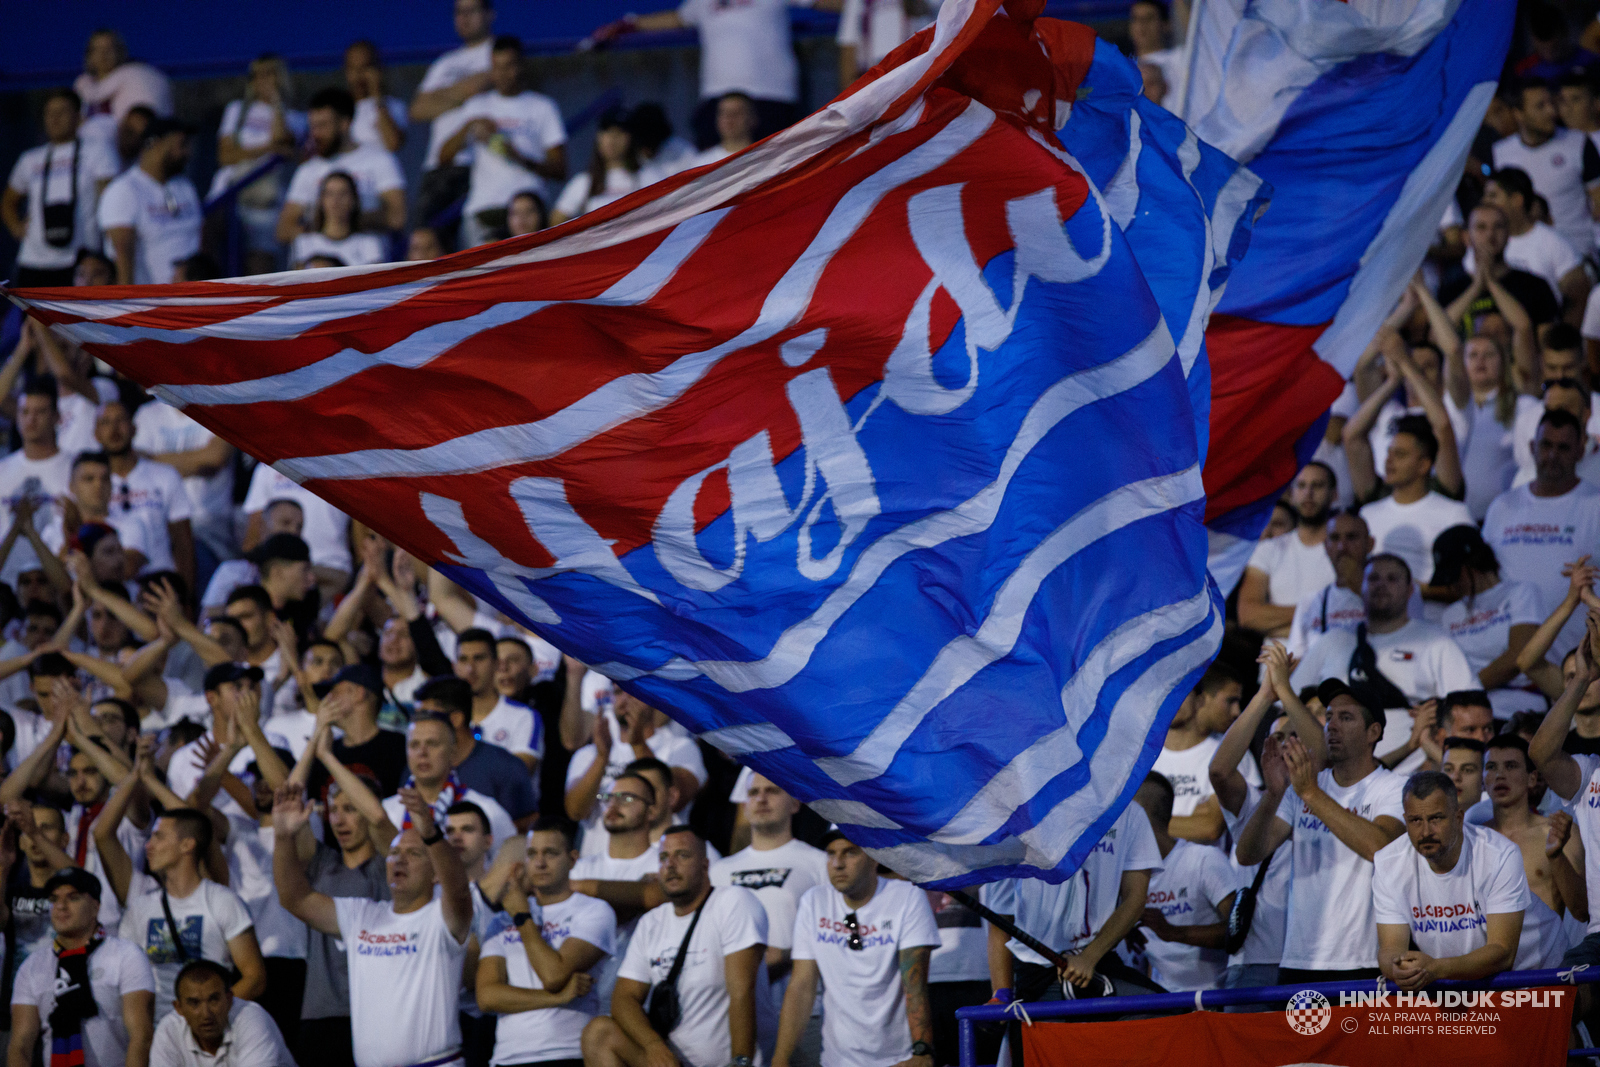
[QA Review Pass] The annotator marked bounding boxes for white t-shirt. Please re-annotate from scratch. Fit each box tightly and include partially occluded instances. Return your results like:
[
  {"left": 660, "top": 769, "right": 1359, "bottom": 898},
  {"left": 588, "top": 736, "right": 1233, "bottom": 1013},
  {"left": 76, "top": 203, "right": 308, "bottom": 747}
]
[
  {"left": 1462, "top": 221, "right": 1583, "bottom": 300},
  {"left": 1286, "top": 583, "right": 1366, "bottom": 660},
  {"left": 64, "top": 806, "right": 147, "bottom": 930},
  {"left": 476, "top": 695, "right": 543, "bottom": 761},
  {"left": 100, "top": 496, "right": 167, "bottom": 577},
  {"left": 1221, "top": 784, "right": 1290, "bottom": 969},
  {"left": 380, "top": 785, "right": 516, "bottom": 850},
  {"left": 1373, "top": 821, "right": 1531, "bottom": 967},
  {"left": 617, "top": 887, "right": 768, "bottom": 1067},
  {"left": 0, "top": 448, "right": 73, "bottom": 586},
  {"left": 1483, "top": 481, "right": 1600, "bottom": 661},
  {"left": 336, "top": 896, "right": 468, "bottom": 1067},
  {"left": 1439, "top": 581, "right": 1546, "bottom": 718},
  {"left": 1446, "top": 391, "right": 1518, "bottom": 521},
  {"left": 553, "top": 166, "right": 653, "bottom": 220},
  {"left": 678, "top": 0, "right": 815, "bottom": 102},
  {"left": 132, "top": 401, "right": 233, "bottom": 549},
  {"left": 7, "top": 137, "right": 121, "bottom": 270},
  {"left": 284, "top": 145, "right": 405, "bottom": 222},
  {"left": 74, "top": 63, "right": 172, "bottom": 154},
  {"left": 149, "top": 997, "right": 295, "bottom": 1067},
  {"left": 983, "top": 804, "right": 1163, "bottom": 965},
  {"left": 227, "top": 820, "right": 304, "bottom": 960},
  {"left": 12, "top": 935, "right": 156, "bottom": 1067},
  {"left": 1141, "top": 840, "right": 1236, "bottom": 991},
  {"left": 1245, "top": 530, "right": 1337, "bottom": 608},
  {"left": 1555, "top": 754, "right": 1600, "bottom": 933},
  {"left": 351, "top": 95, "right": 409, "bottom": 151},
  {"left": 837, "top": 0, "right": 939, "bottom": 67},
  {"left": 1493, "top": 129, "right": 1600, "bottom": 256},
  {"left": 289, "top": 230, "right": 388, "bottom": 269},
  {"left": 1509, "top": 395, "right": 1600, "bottom": 489},
  {"left": 96, "top": 168, "right": 202, "bottom": 286},
  {"left": 242, "top": 464, "right": 352, "bottom": 573},
  {"left": 116, "top": 871, "right": 255, "bottom": 1019},
  {"left": 710, "top": 839, "right": 829, "bottom": 954},
  {"left": 1274, "top": 766, "right": 1406, "bottom": 969},
  {"left": 572, "top": 845, "right": 661, "bottom": 1010},
  {"left": 59, "top": 386, "right": 114, "bottom": 459},
  {"left": 1358, "top": 492, "right": 1475, "bottom": 586},
  {"left": 483, "top": 892, "right": 617, "bottom": 1065},
  {"left": 1153, "top": 735, "right": 1258, "bottom": 819},
  {"left": 208, "top": 99, "right": 309, "bottom": 199},
  {"left": 418, "top": 38, "right": 494, "bottom": 170},
  {"left": 566, "top": 728, "right": 708, "bottom": 857},
  {"left": 926, "top": 889, "right": 989, "bottom": 983},
  {"left": 110, "top": 457, "right": 193, "bottom": 575},
  {"left": 456, "top": 91, "right": 568, "bottom": 215},
  {"left": 792, "top": 878, "right": 941, "bottom": 1067}
]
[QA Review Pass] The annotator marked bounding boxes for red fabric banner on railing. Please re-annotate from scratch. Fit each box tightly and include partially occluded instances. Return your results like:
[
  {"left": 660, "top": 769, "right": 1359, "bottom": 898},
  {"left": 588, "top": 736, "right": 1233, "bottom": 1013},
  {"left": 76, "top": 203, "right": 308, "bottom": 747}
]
[{"left": 1021, "top": 986, "right": 1574, "bottom": 1066}]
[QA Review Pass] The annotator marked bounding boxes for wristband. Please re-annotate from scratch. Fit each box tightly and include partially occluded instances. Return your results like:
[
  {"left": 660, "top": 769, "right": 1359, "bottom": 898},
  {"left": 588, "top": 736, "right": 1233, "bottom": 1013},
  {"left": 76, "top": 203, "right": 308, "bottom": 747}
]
[
  {"left": 512, "top": 911, "right": 534, "bottom": 928},
  {"left": 992, "top": 987, "right": 1013, "bottom": 1004},
  {"left": 419, "top": 826, "right": 445, "bottom": 847}
]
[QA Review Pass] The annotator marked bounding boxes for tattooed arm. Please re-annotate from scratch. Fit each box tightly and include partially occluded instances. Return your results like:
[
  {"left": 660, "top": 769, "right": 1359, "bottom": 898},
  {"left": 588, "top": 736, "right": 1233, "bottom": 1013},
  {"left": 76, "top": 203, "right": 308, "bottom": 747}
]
[{"left": 898, "top": 945, "right": 934, "bottom": 1067}]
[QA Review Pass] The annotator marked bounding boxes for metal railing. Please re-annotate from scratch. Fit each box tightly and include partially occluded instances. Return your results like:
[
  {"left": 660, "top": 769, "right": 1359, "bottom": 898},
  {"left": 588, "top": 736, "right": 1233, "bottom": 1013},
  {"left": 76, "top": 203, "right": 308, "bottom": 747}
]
[
  {"left": 201, "top": 153, "right": 289, "bottom": 277},
  {"left": 956, "top": 966, "right": 1600, "bottom": 1066}
]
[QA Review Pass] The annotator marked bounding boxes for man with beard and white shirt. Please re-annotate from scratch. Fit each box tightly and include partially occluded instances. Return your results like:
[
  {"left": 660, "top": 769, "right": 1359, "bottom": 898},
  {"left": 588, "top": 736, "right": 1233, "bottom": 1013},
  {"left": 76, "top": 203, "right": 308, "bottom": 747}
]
[
  {"left": 1374, "top": 770, "right": 1554, "bottom": 984},
  {"left": 568, "top": 772, "right": 661, "bottom": 1013},
  {"left": 1291, "top": 555, "right": 1474, "bottom": 773},
  {"left": 1494, "top": 79, "right": 1600, "bottom": 259},
  {"left": 1286, "top": 510, "right": 1382, "bottom": 659},
  {"left": 583, "top": 826, "right": 766, "bottom": 1067},
  {"left": 1238, "top": 462, "right": 1339, "bottom": 639},
  {"left": 1485, "top": 409, "right": 1600, "bottom": 662},
  {"left": 1237, "top": 680, "right": 1406, "bottom": 983},
  {"left": 0, "top": 379, "right": 74, "bottom": 589},
  {"left": 773, "top": 829, "right": 938, "bottom": 1067},
  {"left": 275, "top": 87, "right": 404, "bottom": 245},
  {"left": 98, "top": 118, "right": 200, "bottom": 286},
  {"left": 1152, "top": 663, "right": 1246, "bottom": 844},
  {"left": 273, "top": 783, "right": 472, "bottom": 1067},
  {"left": 477, "top": 818, "right": 615, "bottom": 1067},
  {"left": 1131, "top": 773, "right": 1238, "bottom": 992},
  {"left": 711, "top": 772, "right": 828, "bottom": 1063}
]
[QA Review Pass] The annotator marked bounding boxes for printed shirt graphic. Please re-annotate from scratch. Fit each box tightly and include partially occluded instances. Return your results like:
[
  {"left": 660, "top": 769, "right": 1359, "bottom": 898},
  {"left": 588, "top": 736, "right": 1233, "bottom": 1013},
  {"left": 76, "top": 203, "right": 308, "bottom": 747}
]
[
  {"left": 1275, "top": 767, "right": 1406, "bottom": 969},
  {"left": 710, "top": 838, "right": 829, "bottom": 952},
  {"left": 1140, "top": 839, "right": 1236, "bottom": 992},
  {"left": 1560, "top": 754, "right": 1600, "bottom": 933},
  {"left": 1372, "top": 821, "right": 1531, "bottom": 963},
  {"left": 792, "top": 878, "right": 941, "bottom": 1067},
  {"left": 116, "top": 872, "right": 253, "bottom": 1019},
  {"left": 12, "top": 935, "right": 155, "bottom": 1067},
  {"left": 335, "top": 897, "right": 468, "bottom": 1067},
  {"left": 483, "top": 892, "right": 616, "bottom": 1063}
]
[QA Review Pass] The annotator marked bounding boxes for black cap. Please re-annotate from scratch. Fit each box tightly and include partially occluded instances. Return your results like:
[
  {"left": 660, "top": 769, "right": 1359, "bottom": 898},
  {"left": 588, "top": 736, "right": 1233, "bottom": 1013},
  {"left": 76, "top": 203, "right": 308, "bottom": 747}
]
[
  {"left": 819, "top": 826, "right": 851, "bottom": 849},
  {"left": 203, "top": 661, "right": 265, "bottom": 693},
  {"left": 1430, "top": 524, "right": 1491, "bottom": 589},
  {"left": 1315, "top": 678, "right": 1386, "bottom": 730},
  {"left": 43, "top": 867, "right": 101, "bottom": 900},
  {"left": 313, "top": 662, "right": 383, "bottom": 700},
  {"left": 247, "top": 533, "right": 310, "bottom": 567}
]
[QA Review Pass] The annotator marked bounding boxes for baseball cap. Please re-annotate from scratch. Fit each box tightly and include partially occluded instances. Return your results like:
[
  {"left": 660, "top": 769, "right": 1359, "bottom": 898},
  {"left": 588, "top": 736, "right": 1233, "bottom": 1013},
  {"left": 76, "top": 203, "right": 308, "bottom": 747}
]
[
  {"left": 1315, "top": 678, "right": 1386, "bottom": 731},
  {"left": 247, "top": 533, "right": 311, "bottom": 567},
  {"left": 43, "top": 867, "right": 102, "bottom": 900},
  {"left": 203, "top": 661, "right": 265, "bottom": 693},
  {"left": 1430, "top": 524, "right": 1490, "bottom": 589},
  {"left": 313, "top": 662, "right": 383, "bottom": 700}
]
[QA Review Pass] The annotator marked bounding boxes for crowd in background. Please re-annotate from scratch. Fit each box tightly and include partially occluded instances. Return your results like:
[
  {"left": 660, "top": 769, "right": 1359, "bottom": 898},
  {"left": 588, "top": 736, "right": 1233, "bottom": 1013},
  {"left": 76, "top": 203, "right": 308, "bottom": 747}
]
[{"left": 6, "top": 1, "right": 1600, "bottom": 1066}]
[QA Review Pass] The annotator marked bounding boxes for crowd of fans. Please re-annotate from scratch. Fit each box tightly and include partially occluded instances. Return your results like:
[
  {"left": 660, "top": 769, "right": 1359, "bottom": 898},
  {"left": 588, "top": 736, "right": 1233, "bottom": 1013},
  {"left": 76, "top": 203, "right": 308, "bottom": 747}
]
[{"left": 8, "top": 0, "right": 1600, "bottom": 1065}]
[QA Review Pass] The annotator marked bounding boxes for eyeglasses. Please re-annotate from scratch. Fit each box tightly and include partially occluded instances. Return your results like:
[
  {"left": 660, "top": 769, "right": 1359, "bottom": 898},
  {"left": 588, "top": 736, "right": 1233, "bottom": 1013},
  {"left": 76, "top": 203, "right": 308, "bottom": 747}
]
[
  {"left": 843, "top": 911, "right": 863, "bottom": 951},
  {"left": 598, "top": 790, "right": 647, "bottom": 807}
]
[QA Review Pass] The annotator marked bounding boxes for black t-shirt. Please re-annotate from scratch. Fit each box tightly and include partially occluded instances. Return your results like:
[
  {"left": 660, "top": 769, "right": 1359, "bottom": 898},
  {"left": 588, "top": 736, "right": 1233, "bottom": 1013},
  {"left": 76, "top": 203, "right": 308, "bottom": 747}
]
[
  {"left": 1438, "top": 267, "right": 1560, "bottom": 326},
  {"left": 308, "top": 729, "right": 408, "bottom": 801},
  {"left": 1563, "top": 731, "right": 1600, "bottom": 757}
]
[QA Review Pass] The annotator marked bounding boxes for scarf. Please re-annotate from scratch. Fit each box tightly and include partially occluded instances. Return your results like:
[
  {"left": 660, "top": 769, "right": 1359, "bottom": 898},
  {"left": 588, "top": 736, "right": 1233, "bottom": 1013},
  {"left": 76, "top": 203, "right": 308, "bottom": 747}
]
[
  {"left": 48, "top": 929, "right": 104, "bottom": 1067},
  {"left": 398, "top": 772, "right": 464, "bottom": 830},
  {"left": 73, "top": 803, "right": 104, "bottom": 867}
]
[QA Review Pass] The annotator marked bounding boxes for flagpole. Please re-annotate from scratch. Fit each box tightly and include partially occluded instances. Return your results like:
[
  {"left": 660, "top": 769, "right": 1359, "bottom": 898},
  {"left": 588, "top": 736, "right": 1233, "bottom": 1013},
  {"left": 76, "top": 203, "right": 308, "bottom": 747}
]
[{"left": 948, "top": 890, "right": 1073, "bottom": 971}]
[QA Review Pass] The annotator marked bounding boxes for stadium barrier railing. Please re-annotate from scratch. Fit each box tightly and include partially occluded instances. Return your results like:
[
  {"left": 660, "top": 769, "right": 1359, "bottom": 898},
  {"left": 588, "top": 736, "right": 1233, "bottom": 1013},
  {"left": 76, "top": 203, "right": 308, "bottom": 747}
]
[
  {"left": 955, "top": 966, "right": 1600, "bottom": 1066},
  {"left": 201, "top": 153, "right": 289, "bottom": 278}
]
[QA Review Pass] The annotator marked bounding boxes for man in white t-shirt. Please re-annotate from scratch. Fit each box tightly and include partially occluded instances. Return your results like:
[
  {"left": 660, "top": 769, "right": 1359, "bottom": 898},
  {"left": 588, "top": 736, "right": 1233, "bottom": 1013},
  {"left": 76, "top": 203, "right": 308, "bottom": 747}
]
[
  {"left": 1494, "top": 81, "right": 1600, "bottom": 258},
  {"left": 97, "top": 118, "right": 200, "bottom": 286},
  {"left": 477, "top": 818, "right": 616, "bottom": 1067},
  {"left": 67, "top": 450, "right": 162, "bottom": 577},
  {"left": 566, "top": 692, "right": 707, "bottom": 858},
  {"left": 584, "top": 826, "right": 767, "bottom": 1067},
  {"left": 1152, "top": 662, "right": 1244, "bottom": 844},
  {"left": 3, "top": 88, "right": 121, "bottom": 287},
  {"left": 96, "top": 782, "right": 267, "bottom": 1020},
  {"left": 1468, "top": 167, "right": 1591, "bottom": 314},
  {"left": 1132, "top": 773, "right": 1238, "bottom": 992},
  {"left": 774, "top": 829, "right": 937, "bottom": 1067},
  {"left": 1236, "top": 680, "right": 1406, "bottom": 982},
  {"left": 241, "top": 463, "right": 352, "bottom": 591},
  {"left": 570, "top": 771, "right": 664, "bottom": 1012},
  {"left": 1290, "top": 554, "right": 1475, "bottom": 772},
  {"left": 1238, "top": 462, "right": 1339, "bottom": 638},
  {"left": 378, "top": 716, "right": 517, "bottom": 847},
  {"left": 411, "top": 0, "right": 496, "bottom": 175},
  {"left": 273, "top": 782, "right": 472, "bottom": 1067},
  {"left": 711, "top": 772, "right": 828, "bottom": 1062},
  {"left": 1356, "top": 415, "right": 1474, "bottom": 589},
  {"left": 443, "top": 36, "right": 567, "bottom": 247},
  {"left": 131, "top": 399, "right": 234, "bottom": 568},
  {"left": 151, "top": 958, "right": 294, "bottom": 1067},
  {"left": 1485, "top": 409, "right": 1600, "bottom": 662},
  {"left": 7, "top": 866, "right": 155, "bottom": 1067},
  {"left": 452, "top": 628, "right": 541, "bottom": 772},
  {"left": 1286, "top": 510, "right": 1377, "bottom": 658},
  {"left": 275, "top": 87, "right": 405, "bottom": 246},
  {"left": 1374, "top": 770, "right": 1533, "bottom": 986},
  {"left": 0, "top": 379, "right": 74, "bottom": 588},
  {"left": 837, "top": 0, "right": 939, "bottom": 81},
  {"left": 74, "top": 29, "right": 172, "bottom": 160},
  {"left": 343, "top": 41, "right": 408, "bottom": 154},
  {"left": 97, "top": 400, "right": 194, "bottom": 588}
]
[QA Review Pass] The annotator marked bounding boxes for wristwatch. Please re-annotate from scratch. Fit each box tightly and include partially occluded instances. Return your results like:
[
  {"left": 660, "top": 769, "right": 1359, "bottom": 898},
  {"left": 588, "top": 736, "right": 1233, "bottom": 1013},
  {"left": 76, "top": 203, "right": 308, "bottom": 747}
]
[
  {"left": 730, "top": 1057, "right": 754, "bottom": 1067},
  {"left": 419, "top": 826, "right": 445, "bottom": 847},
  {"left": 911, "top": 1041, "right": 933, "bottom": 1058},
  {"left": 512, "top": 912, "right": 534, "bottom": 929}
]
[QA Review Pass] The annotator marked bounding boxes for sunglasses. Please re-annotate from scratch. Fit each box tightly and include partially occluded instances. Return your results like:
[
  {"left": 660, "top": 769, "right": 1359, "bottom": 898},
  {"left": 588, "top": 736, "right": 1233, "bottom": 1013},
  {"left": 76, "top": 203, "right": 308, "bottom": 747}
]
[{"left": 844, "top": 911, "right": 863, "bottom": 951}]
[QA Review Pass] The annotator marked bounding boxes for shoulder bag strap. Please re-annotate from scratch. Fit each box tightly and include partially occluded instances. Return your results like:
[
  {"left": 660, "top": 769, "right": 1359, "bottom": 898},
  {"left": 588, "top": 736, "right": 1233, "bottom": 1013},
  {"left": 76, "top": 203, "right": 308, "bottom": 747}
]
[{"left": 662, "top": 889, "right": 712, "bottom": 991}]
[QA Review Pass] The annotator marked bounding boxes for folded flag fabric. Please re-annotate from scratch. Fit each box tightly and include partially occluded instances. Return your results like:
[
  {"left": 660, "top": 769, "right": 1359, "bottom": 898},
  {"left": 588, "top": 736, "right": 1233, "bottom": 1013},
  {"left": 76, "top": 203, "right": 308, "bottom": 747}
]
[{"left": 6, "top": 0, "right": 1262, "bottom": 886}]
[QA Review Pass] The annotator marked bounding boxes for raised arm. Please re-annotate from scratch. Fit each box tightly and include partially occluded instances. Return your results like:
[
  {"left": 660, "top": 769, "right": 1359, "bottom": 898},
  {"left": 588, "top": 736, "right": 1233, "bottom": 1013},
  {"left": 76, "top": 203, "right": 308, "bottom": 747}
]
[
  {"left": 1519, "top": 558, "right": 1597, "bottom": 699},
  {"left": 1413, "top": 278, "right": 1467, "bottom": 403},
  {"left": 0, "top": 703, "right": 67, "bottom": 803},
  {"left": 1209, "top": 653, "right": 1279, "bottom": 816},
  {"left": 400, "top": 786, "right": 472, "bottom": 941},
  {"left": 148, "top": 578, "right": 230, "bottom": 665},
  {"left": 426, "top": 566, "right": 479, "bottom": 634},
  {"left": 1234, "top": 736, "right": 1295, "bottom": 866},
  {"left": 1342, "top": 359, "right": 1403, "bottom": 503},
  {"left": 92, "top": 758, "right": 146, "bottom": 905},
  {"left": 1390, "top": 342, "right": 1462, "bottom": 496},
  {"left": 270, "top": 784, "right": 341, "bottom": 935},
  {"left": 564, "top": 721, "right": 612, "bottom": 822},
  {"left": 1283, "top": 737, "right": 1401, "bottom": 861},
  {"left": 1481, "top": 270, "right": 1538, "bottom": 389},
  {"left": 558, "top": 656, "right": 593, "bottom": 752},
  {"left": 1529, "top": 617, "right": 1598, "bottom": 802},
  {"left": 316, "top": 733, "right": 397, "bottom": 854}
]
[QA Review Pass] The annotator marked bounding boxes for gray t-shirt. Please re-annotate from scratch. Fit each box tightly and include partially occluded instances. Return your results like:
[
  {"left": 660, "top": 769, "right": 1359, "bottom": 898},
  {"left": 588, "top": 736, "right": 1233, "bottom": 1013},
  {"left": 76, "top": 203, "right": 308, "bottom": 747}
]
[{"left": 301, "top": 843, "right": 390, "bottom": 1020}]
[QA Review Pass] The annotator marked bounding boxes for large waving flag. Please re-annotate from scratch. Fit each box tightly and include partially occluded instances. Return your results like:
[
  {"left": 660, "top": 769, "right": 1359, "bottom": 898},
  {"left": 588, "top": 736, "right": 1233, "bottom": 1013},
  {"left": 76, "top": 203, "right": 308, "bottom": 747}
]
[
  {"left": 5, "top": 0, "right": 1263, "bottom": 887},
  {"left": 1182, "top": 0, "right": 1514, "bottom": 587}
]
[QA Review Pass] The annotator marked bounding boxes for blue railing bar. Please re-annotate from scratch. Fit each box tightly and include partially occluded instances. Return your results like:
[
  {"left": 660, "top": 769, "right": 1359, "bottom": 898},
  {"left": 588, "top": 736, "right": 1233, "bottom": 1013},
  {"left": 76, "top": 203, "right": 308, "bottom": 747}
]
[
  {"left": 202, "top": 153, "right": 287, "bottom": 214},
  {"left": 1569, "top": 1047, "right": 1600, "bottom": 1058}
]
